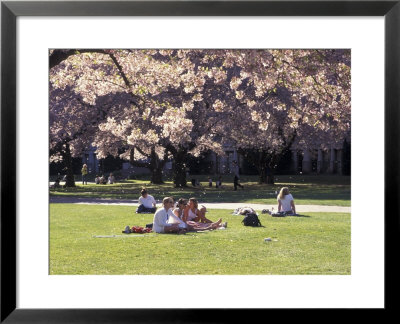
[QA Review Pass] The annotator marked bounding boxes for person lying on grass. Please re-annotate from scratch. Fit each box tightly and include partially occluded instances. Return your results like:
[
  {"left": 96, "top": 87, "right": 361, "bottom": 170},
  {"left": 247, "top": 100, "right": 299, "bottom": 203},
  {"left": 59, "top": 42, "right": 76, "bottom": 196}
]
[{"left": 173, "top": 198, "right": 226, "bottom": 231}]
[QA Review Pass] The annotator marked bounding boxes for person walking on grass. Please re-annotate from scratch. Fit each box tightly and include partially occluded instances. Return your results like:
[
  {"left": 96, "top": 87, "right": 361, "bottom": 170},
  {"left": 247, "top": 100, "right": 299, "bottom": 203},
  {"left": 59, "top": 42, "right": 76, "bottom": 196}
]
[
  {"left": 233, "top": 174, "right": 243, "bottom": 191},
  {"left": 81, "top": 164, "right": 88, "bottom": 185},
  {"left": 152, "top": 197, "right": 186, "bottom": 234}
]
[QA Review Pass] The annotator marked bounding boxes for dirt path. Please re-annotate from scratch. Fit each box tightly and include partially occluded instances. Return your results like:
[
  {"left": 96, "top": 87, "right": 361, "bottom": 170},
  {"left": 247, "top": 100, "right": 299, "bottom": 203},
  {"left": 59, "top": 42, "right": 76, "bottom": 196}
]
[{"left": 49, "top": 196, "right": 350, "bottom": 213}]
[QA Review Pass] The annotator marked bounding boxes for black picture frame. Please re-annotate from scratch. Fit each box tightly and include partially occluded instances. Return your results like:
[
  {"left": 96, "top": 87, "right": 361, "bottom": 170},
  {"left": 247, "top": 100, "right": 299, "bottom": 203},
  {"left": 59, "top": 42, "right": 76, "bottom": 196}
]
[{"left": 1, "top": 0, "right": 398, "bottom": 322}]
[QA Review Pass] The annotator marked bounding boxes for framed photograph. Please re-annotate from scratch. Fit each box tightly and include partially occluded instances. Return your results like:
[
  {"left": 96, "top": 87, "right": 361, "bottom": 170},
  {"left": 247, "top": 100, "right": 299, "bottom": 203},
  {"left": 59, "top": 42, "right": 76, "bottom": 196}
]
[{"left": 1, "top": 0, "right": 398, "bottom": 322}]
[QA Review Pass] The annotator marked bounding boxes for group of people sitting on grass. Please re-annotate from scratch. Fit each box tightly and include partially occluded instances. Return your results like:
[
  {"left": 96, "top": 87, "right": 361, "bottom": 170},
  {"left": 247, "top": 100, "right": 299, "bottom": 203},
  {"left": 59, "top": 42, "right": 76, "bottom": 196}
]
[
  {"left": 135, "top": 186, "right": 296, "bottom": 234},
  {"left": 95, "top": 173, "right": 115, "bottom": 185},
  {"left": 136, "top": 188, "right": 226, "bottom": 234},
  {"left": 152, "top": 196, "right": 227, "bottom": 234}
]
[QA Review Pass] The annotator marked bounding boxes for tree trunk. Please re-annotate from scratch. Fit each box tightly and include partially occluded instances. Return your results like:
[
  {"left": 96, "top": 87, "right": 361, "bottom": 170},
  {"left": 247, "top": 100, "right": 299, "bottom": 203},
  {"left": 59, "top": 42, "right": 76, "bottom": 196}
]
[
  {"left": 151, "top": 167, "right": 164, "bottom": 184},
  {"left": 173, "top": 149, "right": 188, "bottom": 187},
  {"left": 149, "top": 148, "right": 164, "bottom": 184},
  {"left": 257, "top": 160, "right": 275, "bottom": 184},
  {"left": 240, "top": 148, "right": 276, "bottom": 185},
  {"left": 63, "top": 143, "right": 76, "bottom": 187},
  {"left": 259, "top": 166, "right": 275, "bottom": 184},
  {"left": 130, "top": 147, "right": 165, "bottom": 184},
  {"left": 257, "top": 150, "right": 274, "bottom": 184}
]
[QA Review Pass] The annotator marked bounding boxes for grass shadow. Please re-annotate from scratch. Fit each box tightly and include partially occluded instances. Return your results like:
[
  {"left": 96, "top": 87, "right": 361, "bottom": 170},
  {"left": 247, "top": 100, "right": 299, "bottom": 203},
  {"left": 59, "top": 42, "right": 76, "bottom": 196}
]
[{"left": 49, "top": 174, "right": 351, "bottom": 206}]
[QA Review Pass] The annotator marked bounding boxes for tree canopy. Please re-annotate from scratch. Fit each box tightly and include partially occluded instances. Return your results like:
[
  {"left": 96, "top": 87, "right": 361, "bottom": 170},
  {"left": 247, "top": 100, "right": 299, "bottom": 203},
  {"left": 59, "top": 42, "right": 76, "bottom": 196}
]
[{"left": 49, "top": 49, "right": 350, "bottom": 186}]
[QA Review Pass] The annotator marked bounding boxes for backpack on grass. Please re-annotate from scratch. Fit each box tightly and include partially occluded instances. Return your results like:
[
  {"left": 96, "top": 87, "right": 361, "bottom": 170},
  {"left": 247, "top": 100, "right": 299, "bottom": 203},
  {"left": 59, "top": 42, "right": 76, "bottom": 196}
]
[{"left": 242, "top": 213, "right": 262, "bottom": 227}]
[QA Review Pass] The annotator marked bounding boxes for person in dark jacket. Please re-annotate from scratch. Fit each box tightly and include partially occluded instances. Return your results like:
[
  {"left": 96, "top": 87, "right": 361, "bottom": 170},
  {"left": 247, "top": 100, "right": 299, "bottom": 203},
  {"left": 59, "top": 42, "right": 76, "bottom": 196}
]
[{"left": 233, "top": 175, "right": 244, "bottom": 191}]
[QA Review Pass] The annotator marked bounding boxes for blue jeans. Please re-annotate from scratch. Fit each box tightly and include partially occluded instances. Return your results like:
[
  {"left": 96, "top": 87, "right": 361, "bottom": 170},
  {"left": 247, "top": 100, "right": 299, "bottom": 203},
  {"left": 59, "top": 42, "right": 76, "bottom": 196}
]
[{"left": 136, "top": 204, "right": 156, "bottom": 213}]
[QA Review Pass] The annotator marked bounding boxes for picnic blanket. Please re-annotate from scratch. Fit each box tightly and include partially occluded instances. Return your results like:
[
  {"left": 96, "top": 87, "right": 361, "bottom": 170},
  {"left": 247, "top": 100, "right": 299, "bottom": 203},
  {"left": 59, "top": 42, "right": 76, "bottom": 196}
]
[{"left": 93, "top": 234, "right": 153, "bottom": 238}]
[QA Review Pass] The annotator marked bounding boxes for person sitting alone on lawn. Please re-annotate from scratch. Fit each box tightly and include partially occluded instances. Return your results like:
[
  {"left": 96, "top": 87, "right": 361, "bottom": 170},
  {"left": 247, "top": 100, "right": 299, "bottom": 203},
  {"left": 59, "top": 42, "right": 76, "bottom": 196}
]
[
  {"left": 175, "top": 198, "right": 226, "bottom": 231},
  {"left": 277, "top": 187, "right": 296, "bottom": 215},
  {"left": 136, "top": 188, "right": 157, "bottom": 213},
  {"left": 152, "top": 197, "right": 186, "bottom": 234}
]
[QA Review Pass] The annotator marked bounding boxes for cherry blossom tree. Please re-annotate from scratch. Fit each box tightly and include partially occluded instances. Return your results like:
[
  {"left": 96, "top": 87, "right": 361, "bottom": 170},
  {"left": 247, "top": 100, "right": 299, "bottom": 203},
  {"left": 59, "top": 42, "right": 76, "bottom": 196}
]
[
  {"left": 49, "top": 49, "right": 350, "bottom": 186},
  {"left": 217, "top": 49, "right": 351, "bottom": 183},
  {"left": 50, "top": 50, "right": 230, "bottom": 186},
  {"left": 49, "top": 82, "right": 120, "bottom": 186}
]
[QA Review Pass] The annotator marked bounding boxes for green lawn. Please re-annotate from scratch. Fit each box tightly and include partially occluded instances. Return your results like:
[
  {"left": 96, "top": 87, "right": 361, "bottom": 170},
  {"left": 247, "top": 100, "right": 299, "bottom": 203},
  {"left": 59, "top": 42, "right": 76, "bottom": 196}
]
[
  {"left": 50, "top": 204, "right": 351, "bottom": 275},
  {"left": 50, "top": 174, "right": 351, "bottom": 206}
]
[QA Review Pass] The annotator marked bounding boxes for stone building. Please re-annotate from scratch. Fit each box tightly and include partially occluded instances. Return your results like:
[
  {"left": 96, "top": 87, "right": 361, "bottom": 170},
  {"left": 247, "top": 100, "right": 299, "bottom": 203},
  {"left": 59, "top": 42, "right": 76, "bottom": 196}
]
[
  {"left": 291, "top": 147, "right": 345, "bottom": 174},
  {"left": 81, "top": 146, "right": 99, "bottom": 175},
  {"left": 203, "top": 145, "right": 347, "bottom": 175},
  {"left": 82, "top": 143, "right": 349, "bottom": 177},
  {"left": 202, "top": 144, "right": 240, "bottom": 176}
]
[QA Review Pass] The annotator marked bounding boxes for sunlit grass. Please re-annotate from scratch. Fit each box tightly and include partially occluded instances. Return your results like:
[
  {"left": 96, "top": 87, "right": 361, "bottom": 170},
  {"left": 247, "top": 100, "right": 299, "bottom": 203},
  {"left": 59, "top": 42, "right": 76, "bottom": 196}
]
[{"left": 50, "top": 204, "right": 351, "bottom": 275}]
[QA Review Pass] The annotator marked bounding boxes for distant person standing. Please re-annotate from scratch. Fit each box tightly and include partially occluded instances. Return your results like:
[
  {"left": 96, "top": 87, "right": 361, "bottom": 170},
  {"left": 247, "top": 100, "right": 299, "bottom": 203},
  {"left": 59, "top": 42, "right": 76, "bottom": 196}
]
[
  {"left": 216, "top": 176, "right": 222, "bottom": 188},
  {"left": 208, "top": 177, "right": 212, "bottom": 187},
  {"left": 81, "top": 164, "right": 88, "bottom": 185},
  {"left": 233, "top": 174, "right": 243, "bottom": 191}
]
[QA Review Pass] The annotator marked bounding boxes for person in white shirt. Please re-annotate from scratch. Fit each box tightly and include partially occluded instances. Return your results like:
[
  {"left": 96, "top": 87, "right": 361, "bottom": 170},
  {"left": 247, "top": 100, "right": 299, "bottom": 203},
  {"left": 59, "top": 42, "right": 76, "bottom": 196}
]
[
  {"left": 277, "top": 187, "right": 296, "bottom": 215},
  {"left": 153, "top": 197, "right": 186, "bottom": 234},
  {"left": 136, "top": 188, "right": 157, "bottom": 213},
  {"left": 108, "top": 173, "right": 115, "bottom": 184}
]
